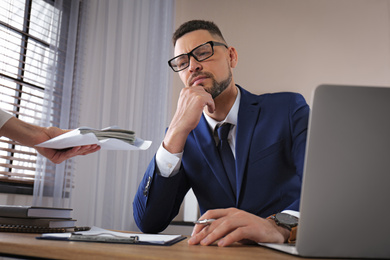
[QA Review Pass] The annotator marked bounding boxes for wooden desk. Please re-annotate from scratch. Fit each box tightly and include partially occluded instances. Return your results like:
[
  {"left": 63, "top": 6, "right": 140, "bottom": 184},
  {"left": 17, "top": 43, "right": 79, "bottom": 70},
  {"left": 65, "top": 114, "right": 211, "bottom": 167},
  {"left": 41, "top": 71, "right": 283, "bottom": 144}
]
[{"left": 0, "top": 232, "right": 314, "bottom": 260}]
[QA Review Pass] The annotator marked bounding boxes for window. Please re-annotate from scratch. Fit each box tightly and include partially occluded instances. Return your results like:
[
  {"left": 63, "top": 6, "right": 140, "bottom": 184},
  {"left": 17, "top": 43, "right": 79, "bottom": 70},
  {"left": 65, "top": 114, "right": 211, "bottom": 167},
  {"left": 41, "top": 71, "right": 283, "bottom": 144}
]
[{"left": 0, "top": 0, "right": 81, "bottom": 195}]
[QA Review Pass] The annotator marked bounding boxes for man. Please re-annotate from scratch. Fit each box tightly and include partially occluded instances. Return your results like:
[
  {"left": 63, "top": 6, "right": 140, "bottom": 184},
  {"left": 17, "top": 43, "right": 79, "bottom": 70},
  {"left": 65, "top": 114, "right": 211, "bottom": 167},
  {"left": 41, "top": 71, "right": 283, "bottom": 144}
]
[
  {"left": 133, "top": 20, "right": 309, "bottom": 246},
  {"left": 0, "top": 109, "right": 100, "bottom": 163}
]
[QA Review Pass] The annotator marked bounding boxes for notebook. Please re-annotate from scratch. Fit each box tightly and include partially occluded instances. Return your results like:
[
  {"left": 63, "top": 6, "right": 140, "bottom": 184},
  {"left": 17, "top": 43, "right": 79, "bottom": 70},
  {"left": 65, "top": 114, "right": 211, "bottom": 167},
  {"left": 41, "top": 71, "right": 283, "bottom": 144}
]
[{"left": 259, "top": 84, "right": 390, "bottom": 259}]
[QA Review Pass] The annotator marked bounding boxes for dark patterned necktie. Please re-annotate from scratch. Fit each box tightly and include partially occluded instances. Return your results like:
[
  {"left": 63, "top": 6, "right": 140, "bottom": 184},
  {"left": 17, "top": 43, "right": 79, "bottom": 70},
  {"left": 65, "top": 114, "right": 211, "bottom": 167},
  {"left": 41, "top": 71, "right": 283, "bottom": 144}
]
[{"left": 216, "top": 123, "right": 236, "bottom": 196}]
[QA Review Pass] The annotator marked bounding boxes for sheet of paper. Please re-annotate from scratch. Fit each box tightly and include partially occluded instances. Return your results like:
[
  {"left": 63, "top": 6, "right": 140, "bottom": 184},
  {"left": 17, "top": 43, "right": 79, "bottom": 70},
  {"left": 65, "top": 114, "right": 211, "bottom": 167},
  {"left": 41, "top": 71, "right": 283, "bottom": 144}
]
[{"left": 35, "top": 127, "right": 152, "bottom": 151}]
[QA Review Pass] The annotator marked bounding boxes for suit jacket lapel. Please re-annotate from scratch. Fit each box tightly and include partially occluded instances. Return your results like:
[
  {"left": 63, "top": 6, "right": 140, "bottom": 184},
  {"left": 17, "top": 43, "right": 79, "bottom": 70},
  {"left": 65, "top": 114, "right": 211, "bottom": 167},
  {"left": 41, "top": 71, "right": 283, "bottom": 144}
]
[
  {"left": 193, "top": 116, "right": 236, "bottom": 204},
  {"left": 235, "top": 86, "right": 262, "bottom": 205}
]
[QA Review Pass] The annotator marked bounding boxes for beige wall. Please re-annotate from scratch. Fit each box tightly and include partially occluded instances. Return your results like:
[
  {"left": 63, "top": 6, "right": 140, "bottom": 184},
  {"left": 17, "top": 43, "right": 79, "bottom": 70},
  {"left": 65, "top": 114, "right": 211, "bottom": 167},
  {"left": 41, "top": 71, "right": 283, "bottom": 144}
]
[{"left": 172, "top": 0, "right": 390, "bottom": 107}]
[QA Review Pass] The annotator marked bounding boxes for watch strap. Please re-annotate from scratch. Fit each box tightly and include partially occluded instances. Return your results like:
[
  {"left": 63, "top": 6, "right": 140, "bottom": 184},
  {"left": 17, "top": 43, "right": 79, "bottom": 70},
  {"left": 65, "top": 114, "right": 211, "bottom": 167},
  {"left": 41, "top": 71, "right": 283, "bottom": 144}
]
[{"left": 288, "top": 226, "right": 297, "bottom": 243}]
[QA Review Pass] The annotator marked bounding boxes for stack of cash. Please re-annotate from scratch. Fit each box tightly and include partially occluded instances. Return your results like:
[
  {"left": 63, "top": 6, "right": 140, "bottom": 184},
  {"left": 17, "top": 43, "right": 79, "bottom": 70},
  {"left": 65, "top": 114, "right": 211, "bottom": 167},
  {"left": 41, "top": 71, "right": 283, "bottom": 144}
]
[{"left": 79, "top": 128, "right": 136, "bottom": 145}]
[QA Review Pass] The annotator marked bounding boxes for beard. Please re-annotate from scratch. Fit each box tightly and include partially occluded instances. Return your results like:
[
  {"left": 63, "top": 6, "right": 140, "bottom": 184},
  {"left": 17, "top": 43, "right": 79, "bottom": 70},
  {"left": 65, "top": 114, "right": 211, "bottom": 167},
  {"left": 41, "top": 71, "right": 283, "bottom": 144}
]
[
  {"left": 189, "top": 70, "right": 233, "bottom": 99},
  {"left": 208, "top": 70, "right": 233, "bottom": 99}
]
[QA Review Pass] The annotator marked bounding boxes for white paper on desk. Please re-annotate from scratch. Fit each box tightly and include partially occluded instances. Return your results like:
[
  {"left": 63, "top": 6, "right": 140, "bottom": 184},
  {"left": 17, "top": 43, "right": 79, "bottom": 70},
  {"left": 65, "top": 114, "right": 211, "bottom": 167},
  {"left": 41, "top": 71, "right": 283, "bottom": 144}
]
[
  {"left": 40, "top": 226, "right": 183, "bottom": 245},
  {"left": 35, "top": 127, "right": 152, "bottom": 151}
]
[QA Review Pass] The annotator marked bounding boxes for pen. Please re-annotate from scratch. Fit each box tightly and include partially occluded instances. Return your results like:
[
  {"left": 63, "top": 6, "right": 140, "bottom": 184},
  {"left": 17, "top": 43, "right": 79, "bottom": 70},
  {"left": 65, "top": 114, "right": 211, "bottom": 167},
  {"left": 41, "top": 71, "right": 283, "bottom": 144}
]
[
  {"left": 193, "top": 219, "right": 216, "bottom": 225},
  {"left": 69, "top": 234, "right": 139, "bottom": 244}
]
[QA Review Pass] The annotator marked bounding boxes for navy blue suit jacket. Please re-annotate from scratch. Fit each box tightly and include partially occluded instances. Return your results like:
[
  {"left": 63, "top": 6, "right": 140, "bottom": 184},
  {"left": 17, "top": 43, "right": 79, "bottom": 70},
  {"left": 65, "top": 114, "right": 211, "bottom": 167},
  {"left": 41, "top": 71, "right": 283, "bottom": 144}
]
[{"left": 133, "top": 86, "right": 309, "bottom": 233}]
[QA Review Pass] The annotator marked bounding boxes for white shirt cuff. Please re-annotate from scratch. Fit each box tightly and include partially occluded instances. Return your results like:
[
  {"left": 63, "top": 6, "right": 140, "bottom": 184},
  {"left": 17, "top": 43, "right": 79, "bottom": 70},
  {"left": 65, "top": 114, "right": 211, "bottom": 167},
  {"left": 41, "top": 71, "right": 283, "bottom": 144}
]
[
  {"left": 0, "top": 109, "right": 13, "bottom": 129},
  {"left": 281, "top": 210, "right": 300, "bottom": 219},
  {"left": 155, "top": 143, "right": 182, "bottom": 177}
]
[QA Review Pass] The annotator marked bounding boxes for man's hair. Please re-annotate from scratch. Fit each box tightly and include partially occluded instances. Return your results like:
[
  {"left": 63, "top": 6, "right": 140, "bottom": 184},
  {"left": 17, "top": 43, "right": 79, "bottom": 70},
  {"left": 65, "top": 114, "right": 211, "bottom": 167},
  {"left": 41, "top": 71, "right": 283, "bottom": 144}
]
[{"left": 172, "top": 20, "right": 226, "bottom": 46}]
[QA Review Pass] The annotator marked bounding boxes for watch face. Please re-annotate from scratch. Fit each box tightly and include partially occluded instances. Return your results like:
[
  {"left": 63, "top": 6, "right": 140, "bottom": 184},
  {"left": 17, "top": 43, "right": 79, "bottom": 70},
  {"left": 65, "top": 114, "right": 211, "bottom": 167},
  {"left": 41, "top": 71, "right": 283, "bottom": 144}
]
[{"left": 275, "top": 213, "right": 299, "bottom": 226}]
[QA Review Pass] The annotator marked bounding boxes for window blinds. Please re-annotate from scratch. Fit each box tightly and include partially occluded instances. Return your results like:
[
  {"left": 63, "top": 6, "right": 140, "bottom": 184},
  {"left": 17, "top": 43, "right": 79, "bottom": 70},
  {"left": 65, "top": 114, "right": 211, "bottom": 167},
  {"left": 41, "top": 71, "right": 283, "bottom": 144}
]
[{"left": 0, "top": 0, "right": 75, "bottom": 190}]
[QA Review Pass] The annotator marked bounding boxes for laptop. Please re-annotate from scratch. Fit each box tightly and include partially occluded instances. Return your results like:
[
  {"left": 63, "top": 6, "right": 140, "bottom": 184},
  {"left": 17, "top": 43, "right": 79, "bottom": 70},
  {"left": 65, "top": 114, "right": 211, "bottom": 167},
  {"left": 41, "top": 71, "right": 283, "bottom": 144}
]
[{"left": 259, "top": 84, "right": 390, "bottom": 259}]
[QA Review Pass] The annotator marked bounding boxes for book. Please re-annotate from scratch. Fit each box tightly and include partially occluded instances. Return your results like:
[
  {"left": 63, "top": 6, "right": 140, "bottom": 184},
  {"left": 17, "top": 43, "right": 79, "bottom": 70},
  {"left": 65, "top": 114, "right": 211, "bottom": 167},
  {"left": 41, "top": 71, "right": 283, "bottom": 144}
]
[
  {"left": 0, "top": 205, "right": 72, "bottom": 219},
  {"left": 0, "top": 216, "right": 76, "bottom": 228},
  {"left": 38, "top": 226, "right": 186, "bottom": 246},
  {"left": 0, "top": 225, "right": 90, "bottom": 233}
]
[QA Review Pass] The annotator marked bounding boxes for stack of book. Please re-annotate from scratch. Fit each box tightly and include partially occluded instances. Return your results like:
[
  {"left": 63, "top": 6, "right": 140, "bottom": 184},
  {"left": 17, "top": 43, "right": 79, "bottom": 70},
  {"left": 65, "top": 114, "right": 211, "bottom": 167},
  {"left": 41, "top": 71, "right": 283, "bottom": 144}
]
[{"left": 0, "top": 205, "right": 82, "bottom": 233}]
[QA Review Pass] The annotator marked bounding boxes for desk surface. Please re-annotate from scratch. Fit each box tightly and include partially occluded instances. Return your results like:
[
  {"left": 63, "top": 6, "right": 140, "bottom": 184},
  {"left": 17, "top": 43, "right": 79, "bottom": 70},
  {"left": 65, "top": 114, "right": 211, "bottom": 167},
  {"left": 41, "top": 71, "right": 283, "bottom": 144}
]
[{"left": 0, "top": 231, "right": 325, "bottom": 260}]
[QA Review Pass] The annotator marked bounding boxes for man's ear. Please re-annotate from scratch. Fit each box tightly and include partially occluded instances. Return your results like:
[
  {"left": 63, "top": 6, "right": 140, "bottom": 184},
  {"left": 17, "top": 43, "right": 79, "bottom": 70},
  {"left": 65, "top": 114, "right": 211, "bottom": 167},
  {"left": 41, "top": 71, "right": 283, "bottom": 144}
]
[{"left": 228, "top": 47, "right": 238, "bottom": 68}]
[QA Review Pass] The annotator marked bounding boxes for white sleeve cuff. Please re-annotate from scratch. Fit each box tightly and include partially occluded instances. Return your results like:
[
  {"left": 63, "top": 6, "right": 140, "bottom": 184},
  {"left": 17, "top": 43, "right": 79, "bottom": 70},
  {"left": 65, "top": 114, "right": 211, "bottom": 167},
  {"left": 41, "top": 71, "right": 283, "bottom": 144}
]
[
  {"left": 281, "top": 210, "right": 300, "bottom": 219},
  {"left": 0, "top": 109, "right": 13, "bottom": 129},
  {"left": 155, "top": 143, "right": 183, "bottom": 177}
]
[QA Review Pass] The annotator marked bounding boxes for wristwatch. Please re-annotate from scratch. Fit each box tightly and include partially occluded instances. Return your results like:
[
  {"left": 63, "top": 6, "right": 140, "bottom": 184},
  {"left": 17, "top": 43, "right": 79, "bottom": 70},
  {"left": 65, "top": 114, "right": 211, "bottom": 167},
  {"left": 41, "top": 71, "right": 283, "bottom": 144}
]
[
  {"left": 270, "top": 212, "right": 298, "bottom": 230},
  {"left": 269, "top": 213, "right": 298, "bottom": 243}
]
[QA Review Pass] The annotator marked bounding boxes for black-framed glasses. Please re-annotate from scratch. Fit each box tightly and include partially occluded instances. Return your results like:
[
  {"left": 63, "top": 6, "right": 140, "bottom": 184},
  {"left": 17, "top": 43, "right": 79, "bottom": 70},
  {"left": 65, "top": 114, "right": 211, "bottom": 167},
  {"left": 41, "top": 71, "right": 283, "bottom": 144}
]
[{"left": 168, "top": 41, "right": 228, "bottom": 72}]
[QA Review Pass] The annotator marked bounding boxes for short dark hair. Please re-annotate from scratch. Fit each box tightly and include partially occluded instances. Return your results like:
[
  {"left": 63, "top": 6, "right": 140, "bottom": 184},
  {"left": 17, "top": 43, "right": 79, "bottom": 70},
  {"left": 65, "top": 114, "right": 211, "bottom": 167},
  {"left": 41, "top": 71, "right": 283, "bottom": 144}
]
[{"left": 172, "top": 20, "right": 226, "bottom": 46}]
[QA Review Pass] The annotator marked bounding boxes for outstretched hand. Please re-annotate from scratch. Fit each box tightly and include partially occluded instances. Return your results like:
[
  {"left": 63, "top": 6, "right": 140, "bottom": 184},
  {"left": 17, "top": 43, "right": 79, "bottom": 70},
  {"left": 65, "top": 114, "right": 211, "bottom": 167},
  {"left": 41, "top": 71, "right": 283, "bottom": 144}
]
[
  {"left": 0, "top": 117, "right": 101, "bottom": 164},
  {"left": 34, "top": 126, "right": 101, "bottom": 164}
]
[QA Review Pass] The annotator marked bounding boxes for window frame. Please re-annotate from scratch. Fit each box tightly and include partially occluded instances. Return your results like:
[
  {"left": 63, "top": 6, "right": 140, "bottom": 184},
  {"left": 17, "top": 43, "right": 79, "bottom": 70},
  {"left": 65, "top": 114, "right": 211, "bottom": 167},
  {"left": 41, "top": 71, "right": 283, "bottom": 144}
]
[{"left": 0, "top": 0, "right": 79, "bottom": 195}]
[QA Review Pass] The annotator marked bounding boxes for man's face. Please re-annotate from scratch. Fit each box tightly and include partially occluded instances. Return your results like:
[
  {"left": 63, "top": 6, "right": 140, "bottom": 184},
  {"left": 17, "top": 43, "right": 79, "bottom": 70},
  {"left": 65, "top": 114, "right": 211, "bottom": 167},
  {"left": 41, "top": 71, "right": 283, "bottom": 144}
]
[{"left": 174, "top": 30, "right": 233, "bottom": 99}]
